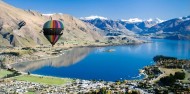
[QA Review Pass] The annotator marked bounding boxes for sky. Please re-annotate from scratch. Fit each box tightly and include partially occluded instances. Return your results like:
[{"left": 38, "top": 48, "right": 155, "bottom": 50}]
[{"left": 3, "top": 0, "right": 190, "bottom": 20}]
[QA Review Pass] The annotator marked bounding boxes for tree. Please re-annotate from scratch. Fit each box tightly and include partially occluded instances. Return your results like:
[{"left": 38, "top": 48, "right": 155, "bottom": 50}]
[
  {"left": 28, "top": 72, "right": 30, "bottom": 75},
  {"left": 174, "top": 72, "right": 185, "bottom": 80},
  {"left": 153, "top": 55, "right": 177, "bottom": 62},
  {"left": 99, "top": 87, "right": 106, "bottom": 94},
  {"left": 160, "top": 74, "right": 176, "bottom": 86}
]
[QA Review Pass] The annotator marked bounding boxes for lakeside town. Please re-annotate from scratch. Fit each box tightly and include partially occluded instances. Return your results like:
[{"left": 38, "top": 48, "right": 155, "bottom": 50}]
[{"left": 1, "top": 47, "right": 190, "bottom": 94}]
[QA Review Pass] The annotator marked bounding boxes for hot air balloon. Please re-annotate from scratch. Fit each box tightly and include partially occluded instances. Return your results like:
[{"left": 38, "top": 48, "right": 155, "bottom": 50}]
[{"left": 43, "top": 20, "right": 64, "bottom": 46}]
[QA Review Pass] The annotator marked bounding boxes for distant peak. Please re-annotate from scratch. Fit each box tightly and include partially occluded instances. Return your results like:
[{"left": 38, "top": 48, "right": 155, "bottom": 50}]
[
  {"left": 154, "top": 18, "right": 165, "bottom": 23},
  {"left": 121, "top": 18, "right": 164, "bottom": 23},
  {"left": 178, "top": 16, "right": 190, "bottom": 21},
  {"left": 80, "top": 15, "right": 108, "bottom": 20},
  {"left": 42, "top": 13, "right": 55, "bottom": 16},
  {"left": 147, "top": 18, "right": 153, "bottom": 22},
  {"left": 146, "top": 18, "right": 165, "bottom": 23},
  {"left": 42, "top": 13, "right": 63, "bottom": 16},
  {"left": 121, "top": 18, "right": 143, "bottom": 23}
]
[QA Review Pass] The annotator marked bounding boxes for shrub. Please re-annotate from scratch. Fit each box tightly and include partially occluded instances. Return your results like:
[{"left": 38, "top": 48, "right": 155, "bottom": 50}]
[
  {"left": 1, "top": 52, "right": 20, "bottom": 56},
  {"left": 160, "top": 74, "right": 176, "bottom": 86},
  {"left": 174, "top": 72, "right": 185, "bottom": 80}
]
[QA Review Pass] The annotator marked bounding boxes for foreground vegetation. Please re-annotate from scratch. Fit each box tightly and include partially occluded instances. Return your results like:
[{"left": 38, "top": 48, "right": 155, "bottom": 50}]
[
  {"left": 140, "top": 55, "right": 190, "bottom": 93},
  {"left": 0, "top": 69, "right": 12, "bottom": 78},
  {"left": 13, "top": 75, "right": 73, "bottom": 85}
]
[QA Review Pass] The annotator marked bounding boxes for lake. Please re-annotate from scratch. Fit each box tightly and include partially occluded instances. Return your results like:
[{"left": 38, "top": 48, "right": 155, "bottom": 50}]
[{"left": 12, "top": 39, "right": 190, "bottom": 81}]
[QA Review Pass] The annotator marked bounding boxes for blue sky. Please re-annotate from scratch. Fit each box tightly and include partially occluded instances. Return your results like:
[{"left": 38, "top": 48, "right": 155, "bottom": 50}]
[{"left": 4, "top": 0, "right": 190, "bottom": 20}]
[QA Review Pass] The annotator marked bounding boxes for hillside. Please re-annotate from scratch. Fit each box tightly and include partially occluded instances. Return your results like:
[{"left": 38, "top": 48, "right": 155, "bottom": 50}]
[
  {"left": 145, "top": 16, "right": 190, "bottom": 40},
  {"left": 0, "top": 1, "right": 104, "bottom": 47}
]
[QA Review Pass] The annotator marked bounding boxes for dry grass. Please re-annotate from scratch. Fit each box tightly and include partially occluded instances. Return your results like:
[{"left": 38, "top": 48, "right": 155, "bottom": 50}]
[
  {"left": 159, "top": 68, "right": 183, "bottom": 75},
  {"left": 151, "top": 68, "right": 183, "bottom": 83}
]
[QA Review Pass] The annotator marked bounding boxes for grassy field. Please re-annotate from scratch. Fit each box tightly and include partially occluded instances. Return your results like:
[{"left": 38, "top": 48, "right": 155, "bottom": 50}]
[
  {"left": 160, "top": 68, "right": 190, "bottom": 83},
  {"left": 0, "top": 69, "right": 12, "bottom": 78},
  {"left": 160, "top": 68, "right": 183, "bottom": 75},
  {"left": 13, "top": 75, "right": 73, "bottom": 85},
  {"left": 151, "top": 68, "right": 183, "bottom": 83},
  {"left": 182, "top": 70, "right": 190, "bottom": 83}
]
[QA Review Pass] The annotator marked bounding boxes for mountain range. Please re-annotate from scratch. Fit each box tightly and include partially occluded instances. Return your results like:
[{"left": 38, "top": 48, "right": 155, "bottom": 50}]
[
  {"left": 146, "top": 16, "right": 190, "bottom": 40},
  {"left": 81, "top": 16, "right": 190, "bottom": 40},
  {"left": 0, "top": 0, "right": 189, "bottom": 48},
  {"left": 81, "top": 16, "right": 164, "bottom": 33}
]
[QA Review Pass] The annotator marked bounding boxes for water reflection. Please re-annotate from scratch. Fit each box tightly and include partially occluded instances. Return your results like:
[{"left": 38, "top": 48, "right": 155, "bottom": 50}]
[
  {"left": 10, "top": 39, "right": 190, "bottom": 81},
  {"left": 12, "top": 47, "right": 92, "bottom": 72}
]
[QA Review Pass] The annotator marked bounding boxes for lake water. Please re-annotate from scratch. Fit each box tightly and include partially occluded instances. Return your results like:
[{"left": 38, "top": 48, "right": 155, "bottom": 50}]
[{"left": 12, "top": 39, "right": 190, "bottom": 81}]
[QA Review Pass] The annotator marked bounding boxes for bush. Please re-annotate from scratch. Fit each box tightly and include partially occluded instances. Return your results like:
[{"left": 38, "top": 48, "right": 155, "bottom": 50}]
[
  {"left": 174, "top": 72, "right": 185, "bottom": 80},
  {"left": 95, "top": 40, "right": 100, "bottom": 42},
  {"left": 160, "top": 74, "right": 176, "bottom": 86},
  {"left": 160, "top": 72, "right": 186, "bottom": 86},
  {"left": 1, "top": 52, "right": 20, "bottom": 56},
  {"left": 4, "top": 71, "right": 21, "bottom": 78},
  {"left": 22, "top": 47, "right": 31, "bottom": 50}
]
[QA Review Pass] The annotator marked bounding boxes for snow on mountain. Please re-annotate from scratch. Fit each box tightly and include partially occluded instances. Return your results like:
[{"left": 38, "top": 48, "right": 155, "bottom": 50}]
[
  {"left": 121, "top": 18, "right": 143, "bottom": 23},
  {"left": 80, "top": 15, "right": 108, "bottom": 20},
  {"left": 43, "top": 14, "right": 53, "bottom": 16},
  {"left": 146, "top": 19, "right": 153, "bottom": 22},
  {"left": 81, "top": 16, "right": 165, "bottom": 34},
  {"left": 81, "top": 15, "right": 164, "bottom": 24},
  {"left": 178, "top": 15, "right": 190, "bottom": 21},
  {"left": 122, "top": 18, "right": 164, "bottom": 23},
  {"left": 147, "top": 18, "right": 164, "bottom": 23},
  {"left": 42, "top": 13, "right": 63, "bottom": 16}
]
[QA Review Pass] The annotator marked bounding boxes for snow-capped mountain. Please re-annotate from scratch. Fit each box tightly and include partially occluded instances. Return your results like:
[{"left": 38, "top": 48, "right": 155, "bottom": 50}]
[
  {"left": 81, "top": 16, "right": 165, "bottom": 34},
  {"left": 146, "top": 18, "right": 165, "bottom": 23},
  {"left": 42, "top": 13, "right": 55, "bottom": 16},
  {"left": 121, "top": 18, "right": 143, "bottom": 23},
  {"left": 81, "top": 17, "right": 135, "bottom": 35},
  {"left": 121, "top": 18, "right": 164, "bottom": 24},
  {"left": 80, "top": 15, "right": 108, "bottom": 20},
  {"left": 143, "top": 15, "right": 190, "bottom": 40},
  {"left": 81, "top": 15, "right": 190, "bottom": 40},
  {"left": 148, "top": 16, "right": 190, "bottom": 34},
  {"left": 178, "top": 15, "right": 190, "bottom": 21},
  {"left": 42, "top": 13, "right": 64, "bottom": 16}
]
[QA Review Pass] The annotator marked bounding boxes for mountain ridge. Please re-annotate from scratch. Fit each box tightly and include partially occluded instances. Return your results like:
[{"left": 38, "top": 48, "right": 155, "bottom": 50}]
[
  {"left": 81, "top": 15, "right": 190, "bottom": 40},
  {"left": 0, "top": 1, "right": 105, "bottom": 47}
]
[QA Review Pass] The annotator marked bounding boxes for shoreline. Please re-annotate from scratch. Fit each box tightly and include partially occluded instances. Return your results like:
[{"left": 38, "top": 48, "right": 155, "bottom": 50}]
[
  {"left": 7, "top": 44, "right": 151, "bottom": 83},
  {"left": 2, "top": 41, "right": 152, "bottom": 82},
  {"left": 3, "top": 41, "right": 152, "bottom": 82},
  {"left": 8, "top": 41, "right": 150, "bottom": 66}
]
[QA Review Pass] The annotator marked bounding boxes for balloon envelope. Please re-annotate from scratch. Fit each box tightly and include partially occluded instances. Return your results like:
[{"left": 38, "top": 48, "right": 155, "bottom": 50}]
[{"left": 43, "top": 20, "right": 64, "bottom": 46}]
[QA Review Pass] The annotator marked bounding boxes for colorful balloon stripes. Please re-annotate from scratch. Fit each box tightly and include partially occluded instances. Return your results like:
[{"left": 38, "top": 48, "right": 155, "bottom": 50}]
[
  {"left": 43, "top": 20, "right": 64, "bottom": 46},
  {"left": 43, "top": 20, "right": 64, "bottom": 29}
]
